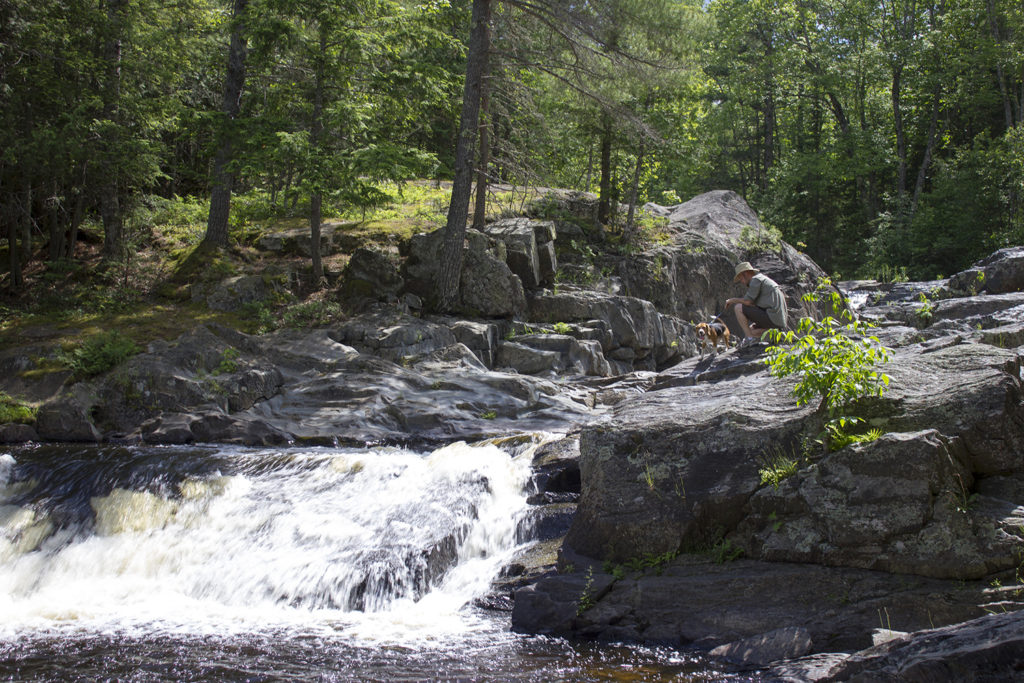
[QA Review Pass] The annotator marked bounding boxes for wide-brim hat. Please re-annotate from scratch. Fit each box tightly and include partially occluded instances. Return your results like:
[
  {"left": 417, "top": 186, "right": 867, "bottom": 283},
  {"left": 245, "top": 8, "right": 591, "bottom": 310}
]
[{"left": 733, "top": 261, "right": 758, "bottom": 283}]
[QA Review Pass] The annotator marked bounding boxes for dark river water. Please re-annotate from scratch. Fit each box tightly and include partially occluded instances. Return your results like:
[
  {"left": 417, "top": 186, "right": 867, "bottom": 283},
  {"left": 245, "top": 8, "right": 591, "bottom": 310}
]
[{"left": 0, "top": 442, "right": 753, "bottom": 682}]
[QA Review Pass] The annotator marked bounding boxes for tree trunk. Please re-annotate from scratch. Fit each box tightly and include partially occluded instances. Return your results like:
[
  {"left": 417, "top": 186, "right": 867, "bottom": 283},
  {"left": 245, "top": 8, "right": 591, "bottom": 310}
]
[
  {"left": 597, "top": 114, "right": 613, "bottom": 225},
  {"left": 437, "top": 0, "right": 491, "bottom": 312},
  {"left": 911, "top": 83, "right": 943, "bottom": 214},
  {"left": 48, "top": 182, "right": 64, "bottom": 261},
  {"left": 100, "top": 0, "right": 126, "bottom": 261},
  {"left": 625, "top": 144, "right": 645, "bottom": 235},
  {"left": 892, "top": 63, "right": 908, "bottom": 196},
  {"left": 309, "top": 27, "right": 326, "bottom": 286},
  {"left": 472, "top": 62, "right": 491, "bottom": 232},
  {"left": 204, "top": 0, "right": 249, "bottom": 249}
]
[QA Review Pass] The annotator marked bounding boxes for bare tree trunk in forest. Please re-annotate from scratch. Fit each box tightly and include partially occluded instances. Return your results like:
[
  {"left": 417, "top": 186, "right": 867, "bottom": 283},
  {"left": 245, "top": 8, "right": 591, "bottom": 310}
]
[
  {"left": 67, "top": 162, "right": 87, "bottom": 261},
  {"left": 48, "top": 182, "right": 64, "bottom": 261},
  {"left": 204, "top": 0, "right": 249, "bottom": 249},
  {"left": 8, "top": 214, "right": 22, "bottom": 292},
  {"left": 309, "top": 27, "right": 327, "bottom": 285},
  {"left": 892, "top": 64, "right": 908, "bottom": 196},
  {"left": 437, "top": 0, "right": 491, "bottom": 312},
  {"left": 472, "top": 67, "right": 491, "bottom": 232},
  {"left": 987, "top": 0, "right": 1015, "bottom": 129},
  {"left": 597, "top": 114, "right": 613, "bottom": 225},
  {"left": 625, "top": 144, "right": 645, "bottom": 234},
  {"left": 911, "top": 83, "right": 943, "bottom": 214},
  {"left": 100, "top": 0, "right": 126, "bottom": 261}
]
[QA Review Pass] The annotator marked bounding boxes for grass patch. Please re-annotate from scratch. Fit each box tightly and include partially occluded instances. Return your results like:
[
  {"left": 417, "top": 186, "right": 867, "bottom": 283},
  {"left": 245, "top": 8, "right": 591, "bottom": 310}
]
[
  {"left": 58, "top": 330, "right": 140, "bottom": 379},
  {"left": 0, "top": 392, "right": 36, "bottom": 424}
]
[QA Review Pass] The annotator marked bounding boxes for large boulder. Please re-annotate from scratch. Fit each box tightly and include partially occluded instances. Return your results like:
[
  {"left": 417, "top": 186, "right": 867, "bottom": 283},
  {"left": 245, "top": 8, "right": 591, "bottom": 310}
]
[
  {"left": 563, "top": 365, "right": 811, "bottom": 562},
  {"left": 482, "top": 217, "right": 558, "bottom": 289},
  {"left": 617, "top": 190, "right": 838, "bottom": 327},
  {"left": 948, "top": 246, "right": 1024, "bottom": 296},
  {"left": 191, "top": 270, "right": 290, "bottom": 313},
  {"left": 563, "top": 339, "right": 1024, "bottom": 571},
  {"left": 772, "top": 609, "right": 1024, "bottom": 682},
  {"left": 337, "top": 248, "right": 404, "bottom": 304},
  {"left": 732, "top": 430, "right": 1024, "bottom": 579},
  {"left": 528, "top": 288, "right": 686, "bottom": 372},
  {"left": 400, "top": 228, "right": 526, "bottom": 317}
]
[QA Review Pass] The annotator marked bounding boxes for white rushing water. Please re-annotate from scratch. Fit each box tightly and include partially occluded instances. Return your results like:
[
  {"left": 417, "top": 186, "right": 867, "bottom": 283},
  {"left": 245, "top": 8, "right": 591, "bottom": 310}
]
[{"left": 0, "top": 441, "right": 535, "bottom": 645}]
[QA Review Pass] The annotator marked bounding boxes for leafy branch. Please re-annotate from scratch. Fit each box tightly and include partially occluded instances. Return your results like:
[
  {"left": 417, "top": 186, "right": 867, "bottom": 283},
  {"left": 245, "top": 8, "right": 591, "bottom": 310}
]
[{"left": 764, "top": 311, "right": 892, "bottom": 454}]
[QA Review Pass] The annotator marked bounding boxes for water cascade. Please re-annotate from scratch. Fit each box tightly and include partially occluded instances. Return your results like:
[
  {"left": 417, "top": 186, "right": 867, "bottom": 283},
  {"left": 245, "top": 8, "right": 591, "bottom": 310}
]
[{"left": 0, "top": 441, "right": 721, "bottom": 680}]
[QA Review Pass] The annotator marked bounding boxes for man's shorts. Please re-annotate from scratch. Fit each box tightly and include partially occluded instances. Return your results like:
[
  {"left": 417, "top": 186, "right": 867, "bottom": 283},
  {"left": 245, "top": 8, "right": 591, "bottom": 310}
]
[{"left": 741, "top": 304, "right": 779, "bottom": 330}]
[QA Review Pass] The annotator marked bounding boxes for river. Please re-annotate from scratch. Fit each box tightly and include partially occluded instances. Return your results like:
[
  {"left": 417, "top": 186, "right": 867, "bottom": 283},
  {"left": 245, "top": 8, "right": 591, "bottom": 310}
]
[{"left": 0, "top": 441, "right": 746, "bottom": 681}]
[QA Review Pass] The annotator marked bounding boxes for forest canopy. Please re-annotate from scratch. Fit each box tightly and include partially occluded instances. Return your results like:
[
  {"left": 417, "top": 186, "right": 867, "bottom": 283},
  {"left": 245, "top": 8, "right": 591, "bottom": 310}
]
[{"left": 2, "top": 0, "right": 1022, "bottom": 292}]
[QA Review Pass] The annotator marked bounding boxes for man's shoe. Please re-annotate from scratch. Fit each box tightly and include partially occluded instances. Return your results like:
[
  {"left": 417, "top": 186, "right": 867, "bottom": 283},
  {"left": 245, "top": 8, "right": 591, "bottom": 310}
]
[{"left": 739, "top": 336, "right": 757, "bottom": 349}]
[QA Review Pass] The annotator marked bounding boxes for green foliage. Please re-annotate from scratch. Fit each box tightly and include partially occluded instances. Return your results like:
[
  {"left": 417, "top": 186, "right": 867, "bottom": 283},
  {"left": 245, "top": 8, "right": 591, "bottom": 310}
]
[
  {"left": 0, "top": 393, "right": 36, "bottom": 424},
  {"left": 551, "top": 322, "right": 573, "bottom": 335},
  {"left": 576, "top": 566, "right": 596, "bottom": 615},
  {"left": 281, "top": 300, "right": 343, "bottom": 329},
  {"left": 916, "top": 293, "right": 935, "bottom": 327},
  {"left": 738, "top": 222, "right": 783, "bottom": 254},
  {"left": 828, "top": 426, "right": 884, "bottom": 451},
  {"left": 59, "top": 331, "right": 140, "bottom": 379},
  {"left": 479, "top": 410, "right": 497, "bottom": 420},
  {"left": 764, "top": 315, "right": 892, "bottom": 452},
  {"left": 214, "top": 347, "right": 241, "bottom": 375},
  {"left": 711, "top": 538, "right": 743, "bottom": 564},
  {"left": 758, "top": 452, "right": 799, "bottom": 490}
]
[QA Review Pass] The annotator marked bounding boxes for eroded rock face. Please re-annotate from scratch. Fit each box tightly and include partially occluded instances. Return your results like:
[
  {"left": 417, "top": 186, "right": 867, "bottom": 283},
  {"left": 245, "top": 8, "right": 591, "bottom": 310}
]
[
  {"left": 563, "top": 339, "right": 1024, "bottom": 576},
  {"left": 733, "top": 430, "right": 1024, "bottom": 579}
]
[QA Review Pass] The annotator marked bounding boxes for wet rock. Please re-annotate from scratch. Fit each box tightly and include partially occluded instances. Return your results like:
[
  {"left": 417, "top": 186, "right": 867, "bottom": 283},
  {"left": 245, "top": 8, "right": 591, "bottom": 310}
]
[
  {"left": 140, "top": 409, "right": 292, "bottom": 446},
  {"left": 773, "top": 610, "right": 1024, "bottom": 682},
  {"left": 0, "top": 423, "right": 38, "bottom": 443},
  {"left": 515, "top": 554, "right": 999, "bottom": 654},
  {"left": 710, "top": 626, "right": 813, "bottom": 667},
  {"left": 512, "top": 572, "right": 615, "bottom": 637},
  {"left": 34, "top": 391, "right": 102, "bottom": 442}
]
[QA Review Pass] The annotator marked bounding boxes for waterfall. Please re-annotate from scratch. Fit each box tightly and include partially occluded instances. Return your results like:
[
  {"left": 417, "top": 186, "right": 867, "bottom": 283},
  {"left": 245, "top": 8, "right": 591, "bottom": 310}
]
[{"left": 0, "top": 441, "right": 534, "bottom": 641}]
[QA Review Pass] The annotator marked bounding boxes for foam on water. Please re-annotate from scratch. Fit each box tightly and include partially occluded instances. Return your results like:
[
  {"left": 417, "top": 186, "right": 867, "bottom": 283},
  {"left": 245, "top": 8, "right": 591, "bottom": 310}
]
[{"left": 0, "top": 441, "right": 535, "bottom": 645}]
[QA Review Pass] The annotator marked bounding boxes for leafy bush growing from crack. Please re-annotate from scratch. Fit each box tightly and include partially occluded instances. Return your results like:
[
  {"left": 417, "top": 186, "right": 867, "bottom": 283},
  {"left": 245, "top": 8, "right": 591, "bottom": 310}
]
[{"left": 765, "top": 285, "right": 892, "bottom": 453}]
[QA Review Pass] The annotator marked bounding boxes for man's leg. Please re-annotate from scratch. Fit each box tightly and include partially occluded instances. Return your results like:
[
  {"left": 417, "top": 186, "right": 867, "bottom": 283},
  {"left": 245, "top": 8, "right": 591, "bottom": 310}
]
[
  {"left": 738, "top": 304, "right": 774, "bottom": 339},
  {"left": 733, "top": 302, "right": 754, "bottom": 338}
]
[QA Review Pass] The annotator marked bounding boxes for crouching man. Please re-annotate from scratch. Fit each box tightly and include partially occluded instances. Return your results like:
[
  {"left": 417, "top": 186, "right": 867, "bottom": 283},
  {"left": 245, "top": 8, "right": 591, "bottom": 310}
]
[{"left": 726, "top": 261, "right": 788, "bottom": 347}]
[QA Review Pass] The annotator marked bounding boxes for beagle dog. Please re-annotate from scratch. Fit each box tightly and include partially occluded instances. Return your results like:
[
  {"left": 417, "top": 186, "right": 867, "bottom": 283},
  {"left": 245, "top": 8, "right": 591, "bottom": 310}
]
[{"left": 695, "top": 319, "right": 731, "bottom": 357}]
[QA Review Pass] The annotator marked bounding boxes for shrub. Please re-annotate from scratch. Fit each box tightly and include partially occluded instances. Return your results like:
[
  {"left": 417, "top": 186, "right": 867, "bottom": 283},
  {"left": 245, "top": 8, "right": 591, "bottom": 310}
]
[
  {"left": 0, "top": 392, "right": 36, "bottom": 424},
  {"left": 281, "top": 300, "right": 343, "bottom": 329},
  {"left": 59, "top": 331, "right": 139, "bottom": 379},
  {"left": 765, "top": 315, "right": 892, "bottom": 454}
]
